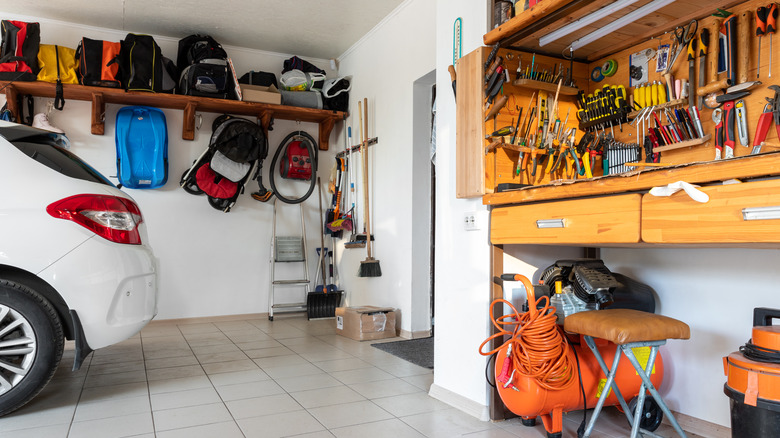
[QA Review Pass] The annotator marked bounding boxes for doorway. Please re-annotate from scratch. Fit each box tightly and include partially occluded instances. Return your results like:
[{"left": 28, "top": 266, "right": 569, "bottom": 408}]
[{"left": 411, "top": 69, "right": 436, "bottom": 337}]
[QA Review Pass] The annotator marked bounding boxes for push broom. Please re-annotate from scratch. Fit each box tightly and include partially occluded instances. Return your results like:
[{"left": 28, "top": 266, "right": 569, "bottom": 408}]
[{"left": 358, "top": 97, "right": 381, "bottom": 277}]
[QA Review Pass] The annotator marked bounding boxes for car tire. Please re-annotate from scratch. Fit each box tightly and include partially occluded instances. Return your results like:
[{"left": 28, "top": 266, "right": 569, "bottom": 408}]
[{"left": 0, "top": 279, "right": 64, "bottom": 417}]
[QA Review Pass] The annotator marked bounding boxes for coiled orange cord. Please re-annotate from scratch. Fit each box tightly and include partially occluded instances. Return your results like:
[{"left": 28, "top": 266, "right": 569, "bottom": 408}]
[{"left": 479, "top": 274, "right": 575, "bottom": 391}]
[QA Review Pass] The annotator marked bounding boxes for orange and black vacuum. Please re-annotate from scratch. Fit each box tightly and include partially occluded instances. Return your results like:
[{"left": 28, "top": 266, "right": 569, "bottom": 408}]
[
  {"left": 480, "top": 260, "right": 668, "bottom": 438},
  {"left": 724, "top": 307, "right": 780, "bottom": 437}
]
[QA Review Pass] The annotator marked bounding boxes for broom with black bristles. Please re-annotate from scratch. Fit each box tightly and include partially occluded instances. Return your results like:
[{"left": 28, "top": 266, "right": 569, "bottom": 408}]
[{"left": 358, "top": 97, "right": 381, "bottom": 277}]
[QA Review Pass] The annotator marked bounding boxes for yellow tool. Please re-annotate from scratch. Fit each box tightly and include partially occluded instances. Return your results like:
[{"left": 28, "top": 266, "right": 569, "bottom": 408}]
[
  {"left": 582, "top": 149, "right": 593, "bottom": 178},
  {"left": 636, "top": 86, "right": 646, "bottom": 108},
  {"left": 633, "top": 87, "right": 641, "bottom": 108},
  {"left": 651, "top": 82, "right": 658, "bottom": 106},
  {"left": 643, "top": 85, "right": 652, "bottom": 110},
  {"left": 658, "top": 82, "right": 667, "bottom": 104}
]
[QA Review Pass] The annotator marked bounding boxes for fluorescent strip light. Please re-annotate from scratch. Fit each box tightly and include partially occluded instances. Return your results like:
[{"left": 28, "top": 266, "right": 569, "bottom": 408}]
[
  {"left": 539, "top": 0, "right": 643, "bottom": 47},
  {"left": 569, "top": 0, "right": 677, "bottom": 52}
]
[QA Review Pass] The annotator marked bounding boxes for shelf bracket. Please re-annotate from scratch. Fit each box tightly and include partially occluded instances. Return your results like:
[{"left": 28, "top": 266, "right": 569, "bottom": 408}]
[
  {"left": 91, "top": 93, "right": 105, "bottom": 135},
  {"left": 182, "top": 102, "right": 197, "bottom": 141},
  {"left": 318, "top": 117, "right": 336, "bottom": 151},
  {"left": 258, "top": 110, "right": 273, "bottom": 134},
  {"left": 4, "top": 85, "right": 18, "bottom": 122}
]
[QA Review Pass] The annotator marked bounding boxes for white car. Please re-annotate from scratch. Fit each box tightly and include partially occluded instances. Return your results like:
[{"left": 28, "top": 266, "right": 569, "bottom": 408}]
[{"left": 0, "top": 120, "right": 158, "bottom": 415}]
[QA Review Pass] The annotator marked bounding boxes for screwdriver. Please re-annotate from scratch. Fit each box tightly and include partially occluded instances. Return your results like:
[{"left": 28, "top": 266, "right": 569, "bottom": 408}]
[
  {"left": 769, "top": 4, "right": 778, "bottom": 77},
  {"left": 757, "top": 6, "right": 767, "bottom": 78}
]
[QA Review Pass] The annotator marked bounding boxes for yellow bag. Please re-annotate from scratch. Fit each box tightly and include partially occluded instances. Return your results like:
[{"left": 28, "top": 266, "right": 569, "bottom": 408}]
[
  {"left": 37, "top": 44, "right": 78, "bottom": 84},
  {"left": 37, "top": 44, "right": 78, "bottom": 110}
]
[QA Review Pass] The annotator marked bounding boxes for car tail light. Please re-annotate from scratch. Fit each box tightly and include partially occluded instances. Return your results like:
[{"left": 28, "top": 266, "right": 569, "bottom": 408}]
[{"left": 47, "top": 194, "right": 144, "bottom": 245}]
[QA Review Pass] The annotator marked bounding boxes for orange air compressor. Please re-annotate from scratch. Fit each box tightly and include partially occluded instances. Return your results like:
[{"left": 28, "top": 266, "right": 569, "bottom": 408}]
[{"left": 481, "top": 272, "right": 665, "bottom": 438}]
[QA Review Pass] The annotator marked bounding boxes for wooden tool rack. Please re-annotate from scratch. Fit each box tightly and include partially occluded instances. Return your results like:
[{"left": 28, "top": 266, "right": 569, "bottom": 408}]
[
  {"left": 464, "top": 0, "right": 780, "bottom": 422},
  {"left": 0, "top": 81, "right": 346, "bottom": 150}
]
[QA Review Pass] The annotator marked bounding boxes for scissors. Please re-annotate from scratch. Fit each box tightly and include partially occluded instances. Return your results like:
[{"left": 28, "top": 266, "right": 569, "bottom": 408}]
[{"left": 665, "top": 20, "right": 698, "bottom": 74}]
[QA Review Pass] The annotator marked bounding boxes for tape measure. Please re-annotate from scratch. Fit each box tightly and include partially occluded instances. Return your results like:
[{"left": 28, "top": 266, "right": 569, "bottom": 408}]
[
  {"left": 591, "top": 66, "right": 605, "bottom": 82},
  {"left": 602, "top": 59, "right": 618, "bottom": 77},
  {"left": 453, "top": 18, "right": 462, "bottom": 65}
]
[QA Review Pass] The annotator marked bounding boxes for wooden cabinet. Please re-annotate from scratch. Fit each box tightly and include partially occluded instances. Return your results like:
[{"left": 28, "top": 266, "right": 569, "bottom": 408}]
[
  {"left": 489, "top": 176, "right": 780, "bottom": 247},
  {"left": 491, "top": 194, "right": 641, "bottom": 245},
  {"left": 454, "top": 46, "right": 589, "bottom": 199},
  {"left": 642, "top": 179, "right": 780, "bottom": 244}
]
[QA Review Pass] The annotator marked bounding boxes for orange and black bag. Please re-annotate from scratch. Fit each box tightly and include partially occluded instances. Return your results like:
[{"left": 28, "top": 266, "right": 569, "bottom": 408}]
[{"left": 75, "top": 37, "right": 121, "bottom": 88}]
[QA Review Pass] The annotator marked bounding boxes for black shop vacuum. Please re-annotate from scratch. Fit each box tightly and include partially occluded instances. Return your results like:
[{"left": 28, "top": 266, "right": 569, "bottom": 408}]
[{"left": 724, "top": 308, "right": 780, "bottom": 437}]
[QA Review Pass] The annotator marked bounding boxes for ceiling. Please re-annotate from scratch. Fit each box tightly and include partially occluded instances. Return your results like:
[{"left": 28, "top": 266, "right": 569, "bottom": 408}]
[{"left": 1, "top": 0, "right": 406, "bottom": 60}]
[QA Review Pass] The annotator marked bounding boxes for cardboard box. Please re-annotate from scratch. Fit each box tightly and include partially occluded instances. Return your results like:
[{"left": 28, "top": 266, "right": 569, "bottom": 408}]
[
  {"left": 240, "top": 83, "right": 281, "bottom": 104},
  {"left": 335, "top": 306, "right": 396, "bottom": 341}
]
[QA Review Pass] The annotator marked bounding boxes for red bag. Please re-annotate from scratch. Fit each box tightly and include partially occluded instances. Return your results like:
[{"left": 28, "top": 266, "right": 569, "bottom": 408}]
[
  {"left": 0, "top": 20, "right": 40, "bottom": 81},
  {"left": 279, "top": 140, "right": 312, "bottom": 180},
  {"left": 195, "top": 163, "right": 237, "bottom": 199}
]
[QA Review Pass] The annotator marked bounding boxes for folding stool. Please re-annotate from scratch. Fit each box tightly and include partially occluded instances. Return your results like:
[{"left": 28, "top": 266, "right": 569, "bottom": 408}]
[{"left": 564, "top": 309, "right": 691, "bottom": 438}]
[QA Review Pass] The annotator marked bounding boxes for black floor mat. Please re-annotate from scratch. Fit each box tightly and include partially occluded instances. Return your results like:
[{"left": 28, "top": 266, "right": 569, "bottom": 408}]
[{"left": 371, "top": 337, "right": 433, "bottom": 369}]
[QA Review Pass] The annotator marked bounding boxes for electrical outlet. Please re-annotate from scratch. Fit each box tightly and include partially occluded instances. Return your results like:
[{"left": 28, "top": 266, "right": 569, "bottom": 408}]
[{"left": 464, "top": 211, "right": 480, "bottom": 231}]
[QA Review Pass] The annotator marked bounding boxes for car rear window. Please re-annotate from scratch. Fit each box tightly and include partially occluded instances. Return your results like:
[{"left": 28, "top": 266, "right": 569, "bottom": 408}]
[{"left": 11, "top": 135, "right": 115, "bottom": 187}]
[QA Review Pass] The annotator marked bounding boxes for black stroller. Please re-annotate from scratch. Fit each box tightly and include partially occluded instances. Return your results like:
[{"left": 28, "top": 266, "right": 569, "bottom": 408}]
[{"left": 180, "top": 115, "right": 268, "bottom": 212}]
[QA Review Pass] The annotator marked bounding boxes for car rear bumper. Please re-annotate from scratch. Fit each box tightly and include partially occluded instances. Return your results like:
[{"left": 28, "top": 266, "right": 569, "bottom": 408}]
[{"left": 37, "top": 236, "right": 158, "bottom": 349}]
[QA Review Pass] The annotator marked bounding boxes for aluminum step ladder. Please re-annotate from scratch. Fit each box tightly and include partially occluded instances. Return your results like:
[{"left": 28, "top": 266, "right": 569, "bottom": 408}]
[{"left": 268, "top": 198, "right": 309, "bottom": 321}]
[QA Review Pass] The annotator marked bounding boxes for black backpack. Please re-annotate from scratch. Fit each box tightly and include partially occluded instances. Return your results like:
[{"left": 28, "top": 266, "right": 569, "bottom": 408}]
[
  {"left": 176, "top": 34, "right": 235, "bottom": 99},
  {"left": 210, "top": 115, "right": 267, "bottom": 163},
  {"left": 119, "top": 34, "right": 176, "bottom": 93},
  {"left": 0, "top": 20, "right": 40, "bottom": 81}
]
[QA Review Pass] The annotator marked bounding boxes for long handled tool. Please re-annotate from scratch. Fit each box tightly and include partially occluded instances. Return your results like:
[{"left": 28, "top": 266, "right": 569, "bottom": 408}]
[{"left": 357, "top": 98, "right": 381, "bottom": 277}]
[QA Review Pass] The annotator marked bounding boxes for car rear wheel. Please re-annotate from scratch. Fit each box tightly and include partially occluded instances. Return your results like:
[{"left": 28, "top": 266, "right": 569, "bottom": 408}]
[{"left": 0, "top": 279, "right": 64, "bottom": 417}]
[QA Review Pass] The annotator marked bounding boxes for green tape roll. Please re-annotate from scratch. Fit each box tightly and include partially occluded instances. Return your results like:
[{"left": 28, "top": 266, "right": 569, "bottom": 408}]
[{"left": 602, "top": 59, "right": 618, "bottom": 77}]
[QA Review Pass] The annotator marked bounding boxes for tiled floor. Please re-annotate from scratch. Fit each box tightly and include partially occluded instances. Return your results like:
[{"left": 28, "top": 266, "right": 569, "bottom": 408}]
[{"left": 0, "top": 315, "right": 703, "bottom": 438}]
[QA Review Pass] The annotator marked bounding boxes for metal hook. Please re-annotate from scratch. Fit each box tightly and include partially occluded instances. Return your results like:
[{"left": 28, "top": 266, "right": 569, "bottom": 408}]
[{"left": 195, "top": 114, "right": 202, "bottom": 131}]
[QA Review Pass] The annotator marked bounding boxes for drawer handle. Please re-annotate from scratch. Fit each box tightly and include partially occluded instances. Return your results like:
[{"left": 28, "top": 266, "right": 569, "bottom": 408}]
[
  {"left": 742, "top": 206, "right": 780, "bottom": 221},
  {"left": 536, "top": 219, "right": 565, "bottom": 229}
]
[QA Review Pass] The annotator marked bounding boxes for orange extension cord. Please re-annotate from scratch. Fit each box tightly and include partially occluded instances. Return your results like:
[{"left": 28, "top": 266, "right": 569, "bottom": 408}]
[{"left": 479, "top": 274, "right": 575, "bottom": 391}]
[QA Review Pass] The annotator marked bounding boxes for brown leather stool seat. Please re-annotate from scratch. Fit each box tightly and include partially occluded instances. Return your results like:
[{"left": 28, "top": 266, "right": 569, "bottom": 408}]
[
  {"left": 564, "top": 309, "right": 690, "bottom": 344},
  {"left": 562, "top": 309, "right": 691, "bottom": 438}
]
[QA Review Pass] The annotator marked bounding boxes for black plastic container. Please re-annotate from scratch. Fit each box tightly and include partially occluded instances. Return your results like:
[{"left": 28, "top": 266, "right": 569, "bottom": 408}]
[{"left": 724, "top": 385, "right": 780, "bottom": 437}]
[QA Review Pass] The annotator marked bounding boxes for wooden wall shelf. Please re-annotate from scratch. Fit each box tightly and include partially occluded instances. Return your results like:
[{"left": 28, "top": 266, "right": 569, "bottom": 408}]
[
  {"left": 483, "top": 151, "right": 780, "bottom": 206},
  {"left": 653, "top": 134, "right": 711, "bottom": 153},
  {"left": 513, "top": 78, "right": 579, "bottom": 95},
  {"left": 0, "top": 81, "right": 346, "bottom": 150}
]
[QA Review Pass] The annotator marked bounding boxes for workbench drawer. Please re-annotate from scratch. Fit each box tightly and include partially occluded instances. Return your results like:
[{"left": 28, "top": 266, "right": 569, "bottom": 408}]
[
  {"left": 642, "top": 179, "right": 780, "bottom": 243},
  {"left": 491, "top": 194, "right": 641, "bottom": 245}
]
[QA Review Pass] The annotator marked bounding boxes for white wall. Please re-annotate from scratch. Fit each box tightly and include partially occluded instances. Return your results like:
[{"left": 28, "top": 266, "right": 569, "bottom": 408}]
[
  {"left": 0, "top": 11, "right": 339, "bottom": 320},
  {"left": 431, "top": 0, "right": 495, "bottom": 419},
  {"left": 334, "top": 0, "right": 436, "bottom": 335},
  {"left": 601, "top": 247, "right": 780, "bottom": 426}
]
